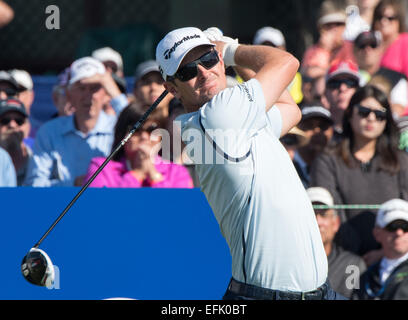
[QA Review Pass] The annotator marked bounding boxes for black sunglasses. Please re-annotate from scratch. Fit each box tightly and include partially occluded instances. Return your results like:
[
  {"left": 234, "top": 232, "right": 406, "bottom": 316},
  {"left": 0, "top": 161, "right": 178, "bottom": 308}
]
[
  {"left": 357, "top": 43, "right": 378, "bottom": 50},
  {"left": 0, "top": 87, "right": 18, "bottom": 97},
  {"left": 0, "top": 116, "right": 26, "bottom": 126},
  {"left": 385, "top": 220, "right": 408, "bottom": 233},
  {"left": 169, "top": 50, "right": 220, "bottom": 82},
  {"left": 327, "top": 78, "right": 359, "bottom": 90},
  {"left": 355, "top": 105, "right": 387, "bottom": 121},
  {"left": 380, "top": 15, "right": 398, "bottom": 22}
]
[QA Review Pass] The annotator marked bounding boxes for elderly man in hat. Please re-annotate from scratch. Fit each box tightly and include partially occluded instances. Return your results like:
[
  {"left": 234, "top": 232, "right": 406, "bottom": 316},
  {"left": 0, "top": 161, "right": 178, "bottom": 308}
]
[
  {"left": 24, "top": 57, "right": 117, "bottom": 187},
  {"left": 0, "top": 98, "right": 30, "bottom": 185},
  {"left": 353, "top": 199, "right": 408, "bottom": 299},
  {"left": 307, "top": 187, "right": 366, "bottom": 299}
]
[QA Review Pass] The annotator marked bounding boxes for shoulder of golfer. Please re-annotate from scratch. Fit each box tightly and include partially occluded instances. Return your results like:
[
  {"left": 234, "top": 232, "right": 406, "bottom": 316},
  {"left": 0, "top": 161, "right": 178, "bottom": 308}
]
[{"left": 216, "top": 41, "right": 301, "bottom": 137}]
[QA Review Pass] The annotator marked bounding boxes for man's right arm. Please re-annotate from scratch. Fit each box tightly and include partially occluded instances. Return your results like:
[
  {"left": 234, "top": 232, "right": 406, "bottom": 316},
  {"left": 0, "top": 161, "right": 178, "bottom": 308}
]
[{"left": 233, "top": 45, "right": 300, "bottom": 112}]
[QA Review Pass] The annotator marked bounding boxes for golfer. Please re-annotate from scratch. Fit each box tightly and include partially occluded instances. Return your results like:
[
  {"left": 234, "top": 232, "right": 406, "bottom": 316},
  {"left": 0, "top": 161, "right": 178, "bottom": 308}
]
[{"left": 156, "top": 27, "right": 344, "bottom": 300}]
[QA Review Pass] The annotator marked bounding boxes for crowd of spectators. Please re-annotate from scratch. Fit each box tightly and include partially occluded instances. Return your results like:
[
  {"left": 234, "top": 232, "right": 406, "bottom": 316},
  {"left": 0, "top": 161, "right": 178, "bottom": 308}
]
[{"left": 1, "top": 0, "right": 408, "bottom": 299}]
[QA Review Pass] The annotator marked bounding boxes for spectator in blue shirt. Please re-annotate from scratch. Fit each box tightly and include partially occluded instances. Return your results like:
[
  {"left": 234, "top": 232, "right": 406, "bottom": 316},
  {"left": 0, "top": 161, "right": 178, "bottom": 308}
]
[
  {"left": 23, "top": 57, "right": 118, "bottom": 187},
  {"left": 0, "top": 98, "right": 32, "bottom": 185},
  {"left": 0, "top": 145, "right": 16, "bottom": 186}
]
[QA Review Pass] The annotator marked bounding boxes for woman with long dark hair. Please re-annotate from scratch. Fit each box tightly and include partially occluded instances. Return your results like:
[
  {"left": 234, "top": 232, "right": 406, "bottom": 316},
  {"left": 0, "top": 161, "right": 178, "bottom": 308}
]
[{"left": 310, "top": 85, "right": 408, "bottom": 264}]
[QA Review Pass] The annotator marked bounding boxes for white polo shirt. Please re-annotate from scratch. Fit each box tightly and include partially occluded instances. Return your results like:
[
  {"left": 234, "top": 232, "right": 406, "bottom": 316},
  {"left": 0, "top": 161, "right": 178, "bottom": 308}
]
[{"left": 176, "top": 79, "right": 327, "bottom": 292}]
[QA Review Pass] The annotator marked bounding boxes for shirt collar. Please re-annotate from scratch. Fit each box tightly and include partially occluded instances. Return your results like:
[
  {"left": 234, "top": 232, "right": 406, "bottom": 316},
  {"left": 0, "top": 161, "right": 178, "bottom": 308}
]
[
  {"left": 61, "top": 111, "right": 113, "bottom": 135},
  {"left": 380, "top": 251, "right": 408, "bottom": 275}
]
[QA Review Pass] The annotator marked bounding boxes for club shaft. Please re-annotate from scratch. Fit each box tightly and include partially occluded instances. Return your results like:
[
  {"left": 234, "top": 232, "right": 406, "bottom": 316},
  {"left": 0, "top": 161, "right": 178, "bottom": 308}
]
[{"left": 34, "top": 90, "right": 169, "bottom": 248}]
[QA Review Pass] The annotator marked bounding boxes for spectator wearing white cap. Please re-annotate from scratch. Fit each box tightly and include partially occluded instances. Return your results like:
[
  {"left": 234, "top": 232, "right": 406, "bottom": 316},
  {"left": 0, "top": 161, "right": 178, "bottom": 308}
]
[
  {"left": 9, "top": 69, "right": 34, "bottom": 115},
  {"left": 253, "top": 26, "right": 286, "bottom": 50},
  {"left": 133, "top": 59, "right": 172, "bottom": 121},
  {"left": 352, "top": 198, "right": 408, "bottom": 299},
  {"left": 24, "top": 57, "right": 118, "bottom": 187},
  {"left": 307, "top": 187, "right": 366, "bottom": 299},
  {"left": 302, "top": 1, "right": 356, "bottom": 73},
  {"left": 92, "top": 47, "right": 124, "bottom": 78},
  {"left": 253, "top": 26, "right": 303, "bottom": 105}
]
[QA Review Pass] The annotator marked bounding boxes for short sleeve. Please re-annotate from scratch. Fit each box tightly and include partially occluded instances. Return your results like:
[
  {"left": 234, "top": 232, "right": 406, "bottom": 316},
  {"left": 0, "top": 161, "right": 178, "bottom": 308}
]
[
  {"left": 266, "top": 106, "right": 282, "bottom": 138},
  {"left": 200, "top": 78, "right": 267, "bottom": 136}
]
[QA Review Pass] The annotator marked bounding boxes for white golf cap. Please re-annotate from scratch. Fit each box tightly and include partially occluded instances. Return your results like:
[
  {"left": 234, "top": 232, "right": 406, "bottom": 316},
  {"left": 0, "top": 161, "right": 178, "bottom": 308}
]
[
  {"left": 306, "top": 187, "right": 334, "bottom": 206},
  {"left": 134, "top": 60, "right": 160, "bottom": 83},
  {"left": 253, "top": 26, "right": 286, "bottom": 47},
  {"left": 92, "top": 47, "right": 123, "bottom": 71},
  {"left": 317, "top": 12, "right": 347, "bottom": 27},
  {"left": 156, "top": 27, "right": 214, "bottom": 80},
  {"left": 9, "top": 69, "right": 33, "bottom": 90},
  {"left": 376, "top": 199, "right": 408, "bottom": 228},
  {"left": 69, "top": 57, "right": 106, "bottom": 85}
]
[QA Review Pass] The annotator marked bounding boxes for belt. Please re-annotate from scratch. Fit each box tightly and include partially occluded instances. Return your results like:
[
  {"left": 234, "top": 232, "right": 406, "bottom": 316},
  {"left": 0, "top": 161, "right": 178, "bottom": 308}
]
[{"left": 227, "top": 278, "right": 328, "bottom": 300}]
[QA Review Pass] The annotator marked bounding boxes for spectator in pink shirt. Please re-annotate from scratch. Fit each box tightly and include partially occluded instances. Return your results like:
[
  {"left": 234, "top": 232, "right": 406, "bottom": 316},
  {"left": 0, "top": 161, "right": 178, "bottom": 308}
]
[
  {"left": 372, "top": 0, "right": 408, "bottom": 80},
  {"left": 85, "top": 103, "right": 194, "bottom": 188}
]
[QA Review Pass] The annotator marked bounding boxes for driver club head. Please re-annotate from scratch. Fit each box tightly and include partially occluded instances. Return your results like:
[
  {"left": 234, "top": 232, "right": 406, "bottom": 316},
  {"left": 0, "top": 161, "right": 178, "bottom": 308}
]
[{"left": 21, "top": 248, "right": 55, "bottom": 287}]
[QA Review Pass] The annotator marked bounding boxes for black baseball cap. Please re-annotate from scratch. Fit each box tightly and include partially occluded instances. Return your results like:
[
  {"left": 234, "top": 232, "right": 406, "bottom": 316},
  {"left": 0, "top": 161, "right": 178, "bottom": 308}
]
[
  {"left": 0, "top": 98, "right": 28, "bottom": 117},
  {"left": 354, "top": 31, "right": 381, "bottom": 49}
]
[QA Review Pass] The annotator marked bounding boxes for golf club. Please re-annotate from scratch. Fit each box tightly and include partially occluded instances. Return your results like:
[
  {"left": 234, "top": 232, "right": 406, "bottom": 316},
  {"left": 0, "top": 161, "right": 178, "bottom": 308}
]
[{"left": 21, "top": 90, "right": 169, "bottom": 287}]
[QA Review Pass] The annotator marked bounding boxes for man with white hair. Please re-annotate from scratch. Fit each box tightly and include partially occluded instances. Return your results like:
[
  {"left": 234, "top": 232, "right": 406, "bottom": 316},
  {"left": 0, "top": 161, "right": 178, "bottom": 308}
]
[
  {"left": 24, "top": 57, "right": 117, "bottom": 187},
  {"left": 353, "top": 199, "right": 408, "bottom": 299}
]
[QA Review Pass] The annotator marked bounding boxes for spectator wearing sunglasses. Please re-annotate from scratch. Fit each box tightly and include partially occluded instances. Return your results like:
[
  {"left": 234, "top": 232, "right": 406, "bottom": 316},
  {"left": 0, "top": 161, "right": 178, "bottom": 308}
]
[
  {"left": 0, "top": 98, "right": 32, "bottom": 185},
  {"left": 85, "top": 102, "right": 193, "bottom": 188},
  {"left": 353, "top": 31, "right": 383, "bottom": 84},
  {"left": 352, "top": 198, "right": 408, "bottom": 300},
  {"left": 310, "top": 85, "right": 408, "bottom": 264},
  {"left": 324, "top": 59, "right": 360, "bottom": 139},
  {"left": 353, "top": 30, "right": 408, "bottom": 117},
  {"left": 307, "top": 187, "right": 367, "bottom": 299},
  {"left": 294, "top": 104, "right": 335, "bottom": 188},
  {"left": 372, "top": 0, "right": 408, "bottom": 82}
]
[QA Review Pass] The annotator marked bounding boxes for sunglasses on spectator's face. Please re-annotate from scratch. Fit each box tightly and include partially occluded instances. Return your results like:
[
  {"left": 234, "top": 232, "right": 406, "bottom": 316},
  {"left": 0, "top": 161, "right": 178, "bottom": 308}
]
[
  {"left": 169, "top": 50, "right": 220, "bottom": 82},
  {"left": 384, "top": 220, "right": 408, "bottom": 233},
  {"left": 380, "top": 15, "right": 398, "bottom": 22},
  {"left": 355, "top": 105, "right": 387, "bottom": 121},
  {"left": 0, "top": 116, "right": 26, "bottom": 126},
  {"left": 326, "top": 78, "right": 359, "bottom": 90},
  {"left": 357, "top": 42, "right": 378, "bottom": 50},
  {"left": 0, "top": 87, "right": 17, "bottom": 97}
]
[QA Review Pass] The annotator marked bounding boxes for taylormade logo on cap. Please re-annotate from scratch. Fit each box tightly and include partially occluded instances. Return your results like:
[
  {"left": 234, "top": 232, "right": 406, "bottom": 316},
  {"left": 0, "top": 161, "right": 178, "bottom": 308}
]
[
  {"left": 156, "top": 27, "right": 214, "bottom": 80},
  {"left": 163, "top": 34, "right": 202, "bottom": 60}
]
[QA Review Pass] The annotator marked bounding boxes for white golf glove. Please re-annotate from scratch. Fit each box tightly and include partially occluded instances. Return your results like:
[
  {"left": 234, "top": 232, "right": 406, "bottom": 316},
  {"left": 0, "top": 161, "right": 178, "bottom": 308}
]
[{"left": 203, "top": 27, "right": 240, "bottom": 67}]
